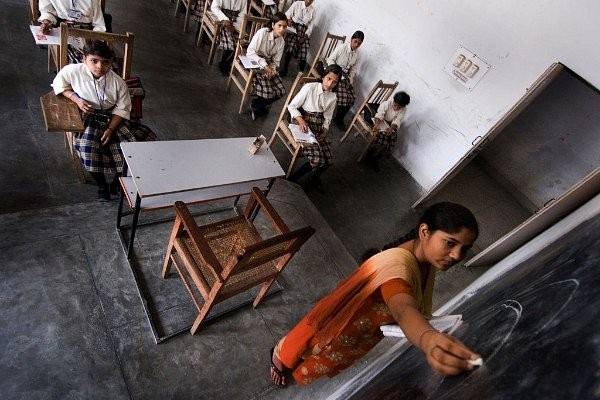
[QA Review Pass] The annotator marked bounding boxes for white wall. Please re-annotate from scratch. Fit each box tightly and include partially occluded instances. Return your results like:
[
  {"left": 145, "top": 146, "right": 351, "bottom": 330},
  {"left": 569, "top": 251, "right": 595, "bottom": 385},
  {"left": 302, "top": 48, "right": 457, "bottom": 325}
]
[{"left": 310, "top": 0, "right": 600, "bottom": 192}]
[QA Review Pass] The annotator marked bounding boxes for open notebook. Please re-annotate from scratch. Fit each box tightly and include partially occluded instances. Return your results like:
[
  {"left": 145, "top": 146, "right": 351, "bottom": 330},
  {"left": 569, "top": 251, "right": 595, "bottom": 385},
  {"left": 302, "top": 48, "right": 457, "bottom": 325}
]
[{"left": 289, "top": 123, "right": 317, "bottom": 144}]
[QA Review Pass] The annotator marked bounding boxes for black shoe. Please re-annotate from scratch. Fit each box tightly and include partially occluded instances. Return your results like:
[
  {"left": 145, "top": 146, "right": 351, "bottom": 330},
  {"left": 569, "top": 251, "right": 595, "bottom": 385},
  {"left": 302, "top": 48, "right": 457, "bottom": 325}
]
[
  {"left": 335, "top": 120, "right": 346, "bottom": 132},
  {"left": 310, "top": 175, "right": 325, "bottom": 194},
  {"left": 109, "top": 180, "right": 120, "bottom": 196},
  {"left": 98, "top": 186, "right": 111, "bottom": 202}
]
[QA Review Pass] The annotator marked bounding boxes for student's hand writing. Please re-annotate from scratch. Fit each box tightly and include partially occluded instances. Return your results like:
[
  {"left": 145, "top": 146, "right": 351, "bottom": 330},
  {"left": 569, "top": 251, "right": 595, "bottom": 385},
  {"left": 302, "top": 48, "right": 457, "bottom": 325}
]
[
  {"left": 422, "top": 331, "right": 480, "bottom": 376},
  {"left": 39, "top": 20, "right": 53, "bottom": 34},
  {"left": 297, "top": 118, "right": 308, "bottom": 133},
  {"left": 222, "top": 20, "right": 235, "bottom": 34}
]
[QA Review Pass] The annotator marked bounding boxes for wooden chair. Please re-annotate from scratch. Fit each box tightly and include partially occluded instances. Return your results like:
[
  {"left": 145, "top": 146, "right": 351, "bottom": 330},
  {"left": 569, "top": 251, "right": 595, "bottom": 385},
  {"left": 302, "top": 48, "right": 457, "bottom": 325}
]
[
  {"left": 339, "top": 80, "right": 399, "bottom": 161},
  {"left": 162, "top": 187, "right": 315, "bottom": 335},
  {"left": 226, "top": 14, "right": 270, "bottom": 114},
  {"left": 196, "top": 0, "right": 222, "bottom": 65},
  {"left": 248, "top": 0, "right": 267, "bottom": 17},
  {"left": 267, "top": 72, "right": 320, "bottom": 178},
  {"left": 174, "top": 0, "right": 197, "bottom": 33},
  {"left": 307, "top": 32, "right": 346, "bottom": 79},
  {"left": 45, "top": 0, "right": 108, "bottom": 73},
  {"left": 57, "top": 23, "right": 135, "bottom": 182}
]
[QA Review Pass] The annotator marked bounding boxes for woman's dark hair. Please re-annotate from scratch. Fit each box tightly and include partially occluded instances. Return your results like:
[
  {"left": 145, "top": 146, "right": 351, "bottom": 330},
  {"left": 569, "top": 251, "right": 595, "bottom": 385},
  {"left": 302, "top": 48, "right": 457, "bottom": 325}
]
[
  {"left": 270, "top": 12, "right": 288, "bottom": 29},
  {"left": 379, "top": 202, "right": 479, "bottom": 252},
  {"left": 324, "top": 63, "right": 343, "bottom": 77},
  {"left": 393, "top": 91, "right": 411, "bottom": 107},
  {"left": 351, "top": 30, "right": 365, "bottom": 41},
  {"left": 83, "top": 40, "right": 114, "bottom": 60}
]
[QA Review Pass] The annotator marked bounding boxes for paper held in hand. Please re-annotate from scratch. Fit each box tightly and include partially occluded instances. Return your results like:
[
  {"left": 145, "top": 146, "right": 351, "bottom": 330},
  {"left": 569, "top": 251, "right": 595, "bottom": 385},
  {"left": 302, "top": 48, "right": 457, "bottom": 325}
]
[
  {"left": 289, "top": 123, "right": 317, "bottom": 144},
  {"left": 238, "top": 55, "right": 261, "bottom": 69},
  {"left": 377, "top": 120, "right": 390, "bottom": 132},
  {"left": 380, "top": 314, "right": 463, "bottom": 338}
]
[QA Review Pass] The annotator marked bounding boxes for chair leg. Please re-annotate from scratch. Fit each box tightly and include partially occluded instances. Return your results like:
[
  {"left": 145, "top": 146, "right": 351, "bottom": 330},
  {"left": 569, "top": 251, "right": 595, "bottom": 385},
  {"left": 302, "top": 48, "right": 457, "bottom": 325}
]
[
  {"left": 357, "top": 135, "right": 376, "bottom": 162},
  {"left": 190, "top": 298, "right": 215, "bottom": 335},
  {"left": 253, "top": 277, "right": 276, "bottom": 307},
  {"left": 239, "top": 71, "right": 255, "bottom": 114}
]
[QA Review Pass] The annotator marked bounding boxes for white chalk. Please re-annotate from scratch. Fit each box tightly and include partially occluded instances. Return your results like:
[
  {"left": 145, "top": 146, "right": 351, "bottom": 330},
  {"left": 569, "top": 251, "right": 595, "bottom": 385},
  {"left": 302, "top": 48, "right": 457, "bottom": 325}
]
[{"left": 467, "top": 357, "right": 483, "bottom": 366}]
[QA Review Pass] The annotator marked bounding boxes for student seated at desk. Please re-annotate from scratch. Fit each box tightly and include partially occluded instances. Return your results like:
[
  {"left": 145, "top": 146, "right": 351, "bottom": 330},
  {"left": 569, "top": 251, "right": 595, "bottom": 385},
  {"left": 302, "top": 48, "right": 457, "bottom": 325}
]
[
  {"left": 213, "top": 0, "right": 248, "bottom": 76},
  {"left": 51, "top": 40, "right": 136, "bottom": 201},
  {"left": 286, "top": 64, "right": 342, "bottom": 193},
  {"left": 323, "top": 30, "right": 364, "bottom": 131},
  {"left": 363, "top": 91, "right": 411, "bottom": 172},
  {"left": 246, "top": 12, "right": 288, "bottom": 120},
  {"left": 279, "top": 0, "right": 315, "bottom": 76},
  {"left": 38, "top": 0, "right": 111, "bottom": 63},
  {"left": 38, "top": 0, "right": 111, "bottom": 33}
]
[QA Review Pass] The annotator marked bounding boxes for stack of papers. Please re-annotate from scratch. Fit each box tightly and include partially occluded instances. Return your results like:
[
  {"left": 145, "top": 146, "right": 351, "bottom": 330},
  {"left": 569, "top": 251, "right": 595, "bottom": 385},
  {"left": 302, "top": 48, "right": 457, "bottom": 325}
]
[
  {"left": 289, "top": 123, "right": 317, "bottom": 144},
  {"left": 380, "top": 314, "right": 463, "bottom": 338}
]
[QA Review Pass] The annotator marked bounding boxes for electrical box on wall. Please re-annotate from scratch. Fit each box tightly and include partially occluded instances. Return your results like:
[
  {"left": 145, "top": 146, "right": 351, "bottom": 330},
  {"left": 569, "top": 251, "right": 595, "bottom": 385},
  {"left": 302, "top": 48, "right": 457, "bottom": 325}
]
[{"left": 443, "top": 45, "right": 490, "bottom": 90}]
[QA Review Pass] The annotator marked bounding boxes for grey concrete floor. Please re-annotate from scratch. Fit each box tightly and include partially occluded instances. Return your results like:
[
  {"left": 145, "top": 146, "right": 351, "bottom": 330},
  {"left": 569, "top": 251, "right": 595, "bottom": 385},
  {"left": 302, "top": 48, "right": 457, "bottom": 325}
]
[{"left": 0, "top": 1, "right": 497, "bottom": 399}]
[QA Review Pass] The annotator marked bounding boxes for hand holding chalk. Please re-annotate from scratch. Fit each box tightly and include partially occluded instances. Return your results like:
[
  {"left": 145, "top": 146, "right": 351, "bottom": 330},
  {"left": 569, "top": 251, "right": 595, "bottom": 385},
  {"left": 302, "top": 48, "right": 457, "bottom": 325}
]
[{"left": 467, "top": 357, "right": 484, "bottom": 367}]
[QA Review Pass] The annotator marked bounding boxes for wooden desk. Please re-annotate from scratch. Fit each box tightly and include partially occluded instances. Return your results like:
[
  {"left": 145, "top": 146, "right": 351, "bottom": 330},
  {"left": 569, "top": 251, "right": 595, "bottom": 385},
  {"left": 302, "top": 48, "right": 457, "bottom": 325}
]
[
  {"left": 39, "top": 91, "right": 84, "bottom": 132},
  {"left": 116, "top": 137, "right": 285, "bottom": 258}
]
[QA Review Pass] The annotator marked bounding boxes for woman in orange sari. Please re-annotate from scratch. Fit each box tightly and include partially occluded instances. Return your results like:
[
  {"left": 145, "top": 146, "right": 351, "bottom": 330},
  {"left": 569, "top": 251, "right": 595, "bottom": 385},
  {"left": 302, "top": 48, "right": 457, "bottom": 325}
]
[{"left": 270, "top": 202, "right": 482, "bottom": 386}]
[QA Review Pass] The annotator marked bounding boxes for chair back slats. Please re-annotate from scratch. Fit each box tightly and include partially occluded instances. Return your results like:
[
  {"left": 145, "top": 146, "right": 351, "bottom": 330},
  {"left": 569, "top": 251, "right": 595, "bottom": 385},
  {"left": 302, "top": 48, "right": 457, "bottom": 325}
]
[
  {"left": 308, "top": 32, "right": 346, "bottom": 78},
  {"left": 162, "top": 188, "right": 315, "bottom": 334},
  {"left": 58, "top": 23, "right": 135, "bottom": 79}
]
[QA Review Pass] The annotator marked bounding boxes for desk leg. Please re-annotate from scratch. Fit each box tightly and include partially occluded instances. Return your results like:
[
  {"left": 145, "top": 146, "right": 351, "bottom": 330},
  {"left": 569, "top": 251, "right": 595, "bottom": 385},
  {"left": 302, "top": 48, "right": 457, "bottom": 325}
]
[{"left": 127, "top": 194, "right": 142, "bottom": 259}]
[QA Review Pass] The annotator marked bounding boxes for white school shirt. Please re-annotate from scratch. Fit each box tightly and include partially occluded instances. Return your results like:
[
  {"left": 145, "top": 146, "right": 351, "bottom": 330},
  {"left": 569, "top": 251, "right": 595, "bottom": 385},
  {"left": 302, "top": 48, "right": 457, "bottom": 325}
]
[
  {"left": 326, "top": 43, "right": 360, "bottom": 85},
  {"left": 211, "top": 0, "right": 248, "bottom": 33},
  {"left": 284, "top": 1, "right": 315, "bottom": 37},
  {"left": 38, "top": 0, "right": 106, "bottom": 31},
  {"left": 246, "top": 28, "right": 285, "bottom": 69},
  {"left": 375, "top": 98, "right": 406, "bottom": 130},
  {"left": 288, "top": 82, "right": 337, "bottom": 130},
  {"left": 52, "top": 63, "right": 131, "bottom": 120}
]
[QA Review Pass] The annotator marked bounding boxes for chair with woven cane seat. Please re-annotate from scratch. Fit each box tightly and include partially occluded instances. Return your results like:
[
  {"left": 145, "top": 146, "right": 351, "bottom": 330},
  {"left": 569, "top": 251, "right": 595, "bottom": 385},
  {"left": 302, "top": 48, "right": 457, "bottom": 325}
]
[
  {"left": 226, "top": 14, "right": 270, "bottom": 114},
  {"left": 162, "top": 187, "right": 315, "bottom": 335},
  {"left": 339, "top": 79, "right": 399, "bottom": 161},
  {"left": 267, "top": 72, "right": 320, "bottom": 178},
  {"left": 306, "top": 32, "right": 346, "bottom": 79}
]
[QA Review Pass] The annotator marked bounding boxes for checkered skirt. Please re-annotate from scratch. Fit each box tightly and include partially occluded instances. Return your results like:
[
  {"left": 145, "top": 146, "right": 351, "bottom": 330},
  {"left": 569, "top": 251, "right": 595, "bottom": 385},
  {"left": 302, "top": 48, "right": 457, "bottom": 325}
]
[
  {"left": 284, "top": 23, "right": 310, "bottom": 61},
  {"left": 335, "top": 78, "right": 355, "bottom": 107},
  {"left": 217, "top": 9, "right": 240, "bottom": 51},
  {"left": 74, "top": 111, "right": 137, "bottom": 174},
  {"left": 253, "top": 71, "right": 286, "bottom": 99},
  {"left": 372, "top": 130, "right": 398, "bottom": 151},
  {"left": 299, "top": 111, "right": 333, "bottom": 166}
]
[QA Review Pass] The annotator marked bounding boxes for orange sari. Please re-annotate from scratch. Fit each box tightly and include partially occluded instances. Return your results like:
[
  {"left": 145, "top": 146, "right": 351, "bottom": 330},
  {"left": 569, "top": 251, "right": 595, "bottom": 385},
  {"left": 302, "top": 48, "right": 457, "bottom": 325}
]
[{"left": 277, "top": 247, "right": 435, "bottom": 384}]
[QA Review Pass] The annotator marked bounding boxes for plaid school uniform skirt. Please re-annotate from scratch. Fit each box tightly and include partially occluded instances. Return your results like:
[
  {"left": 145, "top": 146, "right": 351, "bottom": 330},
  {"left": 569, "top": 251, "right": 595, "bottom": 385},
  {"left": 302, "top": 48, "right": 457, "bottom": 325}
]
[
  {"left": 335, "top": 78, "right": 355, "bottom": 107},
  {"left": 285, "top": 22, "right": 310, "bottom": 61},
  {"left": 191, "top": 0, "right": 205, "bottom": 22},
  {"left": 217, "top": 9, "right": 240, "bottom": 51},
  {"left": 373, "top": 129, "right": 398, "bottom": 152},
  {"left": 253, "top": 71, "right": 286, "bottom": 99},
  {"left": 74, "top": 111, "right": 137, "bottom": 174},
  {"left": 300, "top": 111, "right": 333, "bottom": 167}
]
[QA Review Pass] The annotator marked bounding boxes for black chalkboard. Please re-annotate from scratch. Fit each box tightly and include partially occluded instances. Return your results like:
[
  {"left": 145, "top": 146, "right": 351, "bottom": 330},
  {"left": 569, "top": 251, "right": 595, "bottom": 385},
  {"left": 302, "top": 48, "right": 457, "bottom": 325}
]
[{"left": 345, "top": 214, "right": 600, "bottom": 400}]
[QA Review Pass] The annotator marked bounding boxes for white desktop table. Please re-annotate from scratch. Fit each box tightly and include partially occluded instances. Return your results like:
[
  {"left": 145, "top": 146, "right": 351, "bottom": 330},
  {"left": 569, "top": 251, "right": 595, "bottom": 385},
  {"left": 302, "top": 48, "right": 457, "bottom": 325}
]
[{"left": 116, "top": 137, "right": 285, "bottom": 258}]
